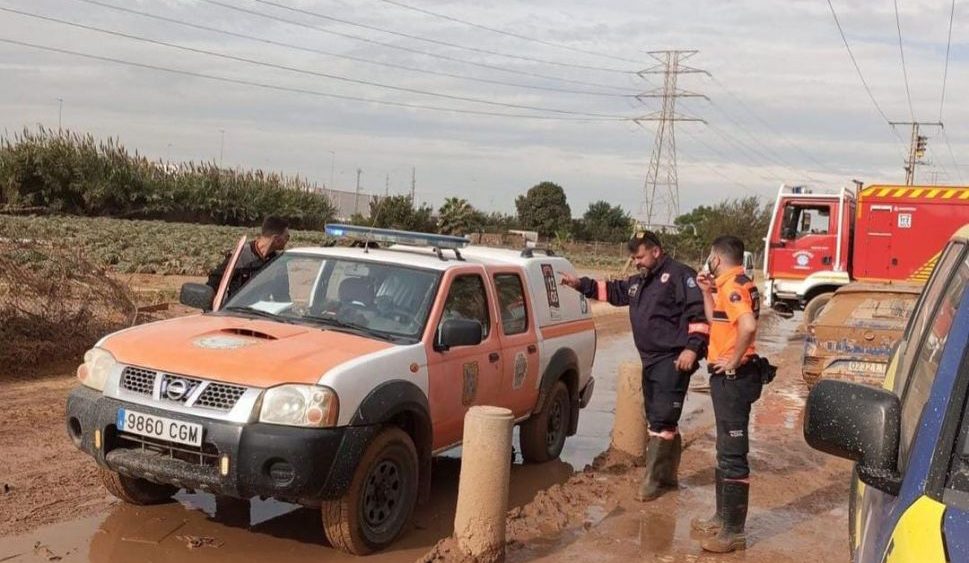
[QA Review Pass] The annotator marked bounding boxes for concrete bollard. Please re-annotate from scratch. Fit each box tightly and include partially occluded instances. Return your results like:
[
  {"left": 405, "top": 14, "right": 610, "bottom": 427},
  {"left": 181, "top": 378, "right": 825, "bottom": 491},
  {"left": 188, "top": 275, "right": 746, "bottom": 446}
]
[
  {"left": 453, "top": 406, "right": 514, "bottom": 563},
  {"left": 611, "top": 361, "right": 648, "bottom": 458}
]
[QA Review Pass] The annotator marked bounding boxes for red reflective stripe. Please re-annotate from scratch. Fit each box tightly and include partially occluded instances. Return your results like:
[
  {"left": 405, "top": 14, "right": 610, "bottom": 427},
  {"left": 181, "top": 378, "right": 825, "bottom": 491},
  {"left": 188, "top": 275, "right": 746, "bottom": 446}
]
[
  {"left": 688, "top": 322, "right": 710, "bottom": 334},
  {"left": 596, "top": 280, "right": 607, "bottom": 301}
]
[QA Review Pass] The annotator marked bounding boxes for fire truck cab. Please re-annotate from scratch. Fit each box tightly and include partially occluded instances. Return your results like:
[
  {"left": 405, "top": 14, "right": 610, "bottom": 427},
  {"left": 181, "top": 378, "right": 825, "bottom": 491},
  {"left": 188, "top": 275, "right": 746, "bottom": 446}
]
[{"left": 764, "top": 184, "right": 855, "bottom": 320}]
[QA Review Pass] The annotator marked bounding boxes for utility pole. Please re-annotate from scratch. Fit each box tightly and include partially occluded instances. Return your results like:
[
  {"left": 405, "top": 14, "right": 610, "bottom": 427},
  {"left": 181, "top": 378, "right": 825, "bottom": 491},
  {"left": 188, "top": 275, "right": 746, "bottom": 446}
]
[
  {"left": 56, "top": 97, "right": 63, "bottom": 131},
  {"left": 634, "top": 50, "right": 707, "bottom": 228},
  {"left": 219, "top": 129, "right": 225, "bottom": 167},
  {"left": 890, "top": 121, "right": 942, "bottom": 185},
  {"left": 328, "top": 151, "right": 336, "bottom": 189},
  {"left": 410, "top": 166, "right": 416, "bottom": 203},
  {"left": 355, "top": 168, "right": 362, "bottom": 214},
  {"left": 385, "top": 173, "right": 390, "bottom": 197}
]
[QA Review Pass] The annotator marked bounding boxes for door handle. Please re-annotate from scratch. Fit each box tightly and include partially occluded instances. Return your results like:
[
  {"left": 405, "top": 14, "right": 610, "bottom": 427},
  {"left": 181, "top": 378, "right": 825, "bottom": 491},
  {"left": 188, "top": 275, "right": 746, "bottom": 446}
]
[
  {"left": 527, "top": 344, "right": 537, "bottom": 354},
  {"left": 489, "top": 352, "right": 500, "bottom": 363}
]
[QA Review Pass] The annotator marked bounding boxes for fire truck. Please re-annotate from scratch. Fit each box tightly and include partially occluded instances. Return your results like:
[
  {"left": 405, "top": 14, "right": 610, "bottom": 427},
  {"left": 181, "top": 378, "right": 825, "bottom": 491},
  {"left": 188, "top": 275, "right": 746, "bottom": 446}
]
[{"left": 764, "top": 183, "right": 969, "bottom": 322}]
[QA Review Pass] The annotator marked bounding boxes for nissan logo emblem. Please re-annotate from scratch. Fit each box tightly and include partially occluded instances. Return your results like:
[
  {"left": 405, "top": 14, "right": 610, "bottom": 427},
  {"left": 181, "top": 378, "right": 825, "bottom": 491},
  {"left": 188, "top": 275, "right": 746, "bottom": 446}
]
[{"left": 165, "top": 378, "right": 190, "bottom": 401}]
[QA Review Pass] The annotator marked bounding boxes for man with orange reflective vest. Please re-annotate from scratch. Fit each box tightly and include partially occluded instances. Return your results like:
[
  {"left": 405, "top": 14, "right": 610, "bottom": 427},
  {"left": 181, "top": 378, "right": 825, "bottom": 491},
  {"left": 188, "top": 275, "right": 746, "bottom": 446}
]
[
  {"left": 561, "top": 231, "right": 709, "bottom": 502},
  {"left": 693, "top": 235, "right": 763, "bottom": 553}
]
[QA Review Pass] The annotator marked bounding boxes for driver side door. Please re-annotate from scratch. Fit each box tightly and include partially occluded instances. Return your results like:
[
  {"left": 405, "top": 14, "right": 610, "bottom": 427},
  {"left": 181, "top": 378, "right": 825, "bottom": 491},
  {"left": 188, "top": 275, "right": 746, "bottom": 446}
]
[{"left": 424, "top": 268, "right": 502, "bottom": 451}]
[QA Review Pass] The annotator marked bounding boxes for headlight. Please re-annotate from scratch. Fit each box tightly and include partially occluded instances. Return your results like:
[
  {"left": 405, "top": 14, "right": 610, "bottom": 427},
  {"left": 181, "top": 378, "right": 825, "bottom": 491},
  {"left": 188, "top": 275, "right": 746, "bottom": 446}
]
[
  {"left": 78, "top": 348, "right": 117, "bottom": 391},
  {"left": 259, "top": 385, "right": 339, "bottom": 428}
]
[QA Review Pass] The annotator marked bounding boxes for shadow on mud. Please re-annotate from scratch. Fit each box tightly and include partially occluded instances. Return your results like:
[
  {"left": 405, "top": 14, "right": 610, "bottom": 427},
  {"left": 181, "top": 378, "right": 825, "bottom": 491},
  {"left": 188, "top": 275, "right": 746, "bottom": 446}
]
[{"left": 87, "top": 456, "right": 573, "bottom": 563}]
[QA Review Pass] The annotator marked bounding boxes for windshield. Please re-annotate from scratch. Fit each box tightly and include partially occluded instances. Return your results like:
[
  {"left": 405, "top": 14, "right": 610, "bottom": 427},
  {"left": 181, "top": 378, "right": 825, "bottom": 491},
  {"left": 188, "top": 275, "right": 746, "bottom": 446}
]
[{"left": 222, "top": 253, "right": 440, "bottom": 341}]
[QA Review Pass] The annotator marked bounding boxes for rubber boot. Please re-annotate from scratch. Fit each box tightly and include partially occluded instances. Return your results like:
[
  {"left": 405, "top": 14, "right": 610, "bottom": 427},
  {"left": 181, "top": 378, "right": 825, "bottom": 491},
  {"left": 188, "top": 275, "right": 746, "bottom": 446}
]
[
  {"left": 701, "top": 479, "right": 748, "bottom": 553},
  {"left": 636, "top": 436, "right": 675, "bottom": 501},
  {"left": 690, "top": 469, "right": 723, "bottom": 535},
  {"left": 662, "top": 433, "right": 682, "bottom": 487}
]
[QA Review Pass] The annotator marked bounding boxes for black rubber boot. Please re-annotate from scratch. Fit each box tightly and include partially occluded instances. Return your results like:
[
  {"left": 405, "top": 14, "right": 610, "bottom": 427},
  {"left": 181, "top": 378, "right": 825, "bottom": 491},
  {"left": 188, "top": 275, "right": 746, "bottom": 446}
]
[
  {"left": 690, "top": 469, "right": 723, "bottom": 535},
  {"left": 662, "top": 433, "right": 682, "bottom": 487},
  {"left": 701, "top": 479, "right": 748, "bottom": 552},
  {"left": 636, "top": 436, "right": 675, "bottom": 502}
]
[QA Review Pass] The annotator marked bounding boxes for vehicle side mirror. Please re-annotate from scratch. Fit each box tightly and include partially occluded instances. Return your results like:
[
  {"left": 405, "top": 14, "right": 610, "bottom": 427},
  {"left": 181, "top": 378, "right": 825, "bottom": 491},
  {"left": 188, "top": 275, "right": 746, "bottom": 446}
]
[
  {"left": 803, "top": 380, "right": 903, "bottom": 495},
  {"left": 180, "top": 283, "right": 215, "bottom": 311},
  {"left": 435, "top": 318, "right": 483, "bottom": 351}
]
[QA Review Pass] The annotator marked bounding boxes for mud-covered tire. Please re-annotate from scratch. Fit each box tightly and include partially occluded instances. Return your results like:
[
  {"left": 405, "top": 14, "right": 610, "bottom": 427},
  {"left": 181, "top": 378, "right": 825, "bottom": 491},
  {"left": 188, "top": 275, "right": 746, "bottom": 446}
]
[
  {"left": 520, "top": 380, "right": 570, "bottom": 463},
  {"left": 803, "top": 292, "right": 834, "bottom": 325},
  {"left": 322, "top": 427, "right": 419, "bottom": 555},
  {"left": 98, "top": 467, "right": 177, "bottom": 505}
]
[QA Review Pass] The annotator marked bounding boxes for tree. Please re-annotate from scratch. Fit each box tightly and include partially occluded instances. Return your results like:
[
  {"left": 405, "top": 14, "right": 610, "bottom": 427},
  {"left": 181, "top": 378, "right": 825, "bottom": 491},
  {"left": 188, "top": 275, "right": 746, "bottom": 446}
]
[
  {"left": 437, "top": 197, "right": 480, "bottom": 235},
  {"left": 671, "top": 197, "right": 772, "bottom": 263},
  {"left": 352, "top": 195, "right": 436, "bottom": 232},
  {"left": 580, "top": 201, "right": 632, "bottom": 242},
  {"left": 515, "top": 181, "right": 571, "bottom": 237}
]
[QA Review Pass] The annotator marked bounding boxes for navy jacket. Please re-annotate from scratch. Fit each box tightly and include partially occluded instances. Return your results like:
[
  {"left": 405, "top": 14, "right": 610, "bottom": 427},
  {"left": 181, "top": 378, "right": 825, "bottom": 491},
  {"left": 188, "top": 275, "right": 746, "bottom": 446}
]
[{"left": 578, "top": 255, "right": 709, "bottom": 367}]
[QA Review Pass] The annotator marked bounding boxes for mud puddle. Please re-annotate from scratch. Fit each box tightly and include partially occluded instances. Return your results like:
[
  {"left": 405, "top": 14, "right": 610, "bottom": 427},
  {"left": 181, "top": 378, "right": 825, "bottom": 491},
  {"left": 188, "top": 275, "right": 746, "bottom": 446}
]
[{"left": 0, "top": 455, "right": 574, "bottom": 563}]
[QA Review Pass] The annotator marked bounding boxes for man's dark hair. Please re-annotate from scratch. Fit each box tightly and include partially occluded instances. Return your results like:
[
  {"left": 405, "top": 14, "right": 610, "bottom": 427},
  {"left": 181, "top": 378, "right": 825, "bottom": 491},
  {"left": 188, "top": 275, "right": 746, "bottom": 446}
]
[
  {"left": 627, "top": 230, "right": 662, "bottom": 253},
  {"left": 261, "top": 216, "right": 289, "bottom": 236},
  {"left": 711, "top": 235, "right": 745, "bottom": 264}
]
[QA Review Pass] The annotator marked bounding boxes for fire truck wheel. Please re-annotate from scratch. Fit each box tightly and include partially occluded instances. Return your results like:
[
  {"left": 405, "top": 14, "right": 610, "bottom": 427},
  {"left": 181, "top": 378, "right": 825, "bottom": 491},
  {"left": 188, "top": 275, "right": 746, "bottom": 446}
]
[
  {"left": 98, "top": 467, "right": 177, "bottom": 505},
  {"left": 520, "top": 380, "right": 570, "bottom": 463},
  {"left": 803, "top": 292, "right": 834, "bottom": 325},
  {"left": 322, "top": 427, "right": 419, "bottom": 555}
]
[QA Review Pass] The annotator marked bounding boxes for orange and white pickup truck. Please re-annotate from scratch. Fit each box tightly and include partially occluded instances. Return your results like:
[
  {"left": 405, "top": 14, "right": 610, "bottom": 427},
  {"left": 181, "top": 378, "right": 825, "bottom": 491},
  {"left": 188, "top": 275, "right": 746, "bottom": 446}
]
[{"left": 66, "top": 225, "right": 596, "bottom": 555}]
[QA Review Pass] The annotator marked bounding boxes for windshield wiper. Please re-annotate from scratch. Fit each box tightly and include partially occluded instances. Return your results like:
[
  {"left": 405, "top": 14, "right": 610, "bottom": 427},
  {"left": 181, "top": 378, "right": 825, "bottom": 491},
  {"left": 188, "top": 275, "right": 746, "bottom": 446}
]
[
  {"left": 221, "top": 305, "right": 289, "bottom": 322},
  {"left": 301, "top": 314, "right": 398, "bottom": 342}
]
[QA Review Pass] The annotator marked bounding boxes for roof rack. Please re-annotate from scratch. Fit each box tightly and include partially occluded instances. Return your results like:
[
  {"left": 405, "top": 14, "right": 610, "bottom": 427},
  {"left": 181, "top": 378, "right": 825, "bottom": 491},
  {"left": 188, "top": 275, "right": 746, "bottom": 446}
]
[
  {"left": 325, "top": 224, "right": 469, "bottom": 261},
  {"left": 520, "top": 247, "right": 556, "bottom": 258}
]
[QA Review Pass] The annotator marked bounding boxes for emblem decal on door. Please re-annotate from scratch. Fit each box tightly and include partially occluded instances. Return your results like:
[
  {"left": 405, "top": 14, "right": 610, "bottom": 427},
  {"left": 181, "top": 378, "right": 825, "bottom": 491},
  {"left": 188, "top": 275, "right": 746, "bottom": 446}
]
[
  {"left": 513, "top": 352, "right": 528, "bottom": 389},
  {"left": 462, "top": 361, "right": 479, "bottom": 405}
]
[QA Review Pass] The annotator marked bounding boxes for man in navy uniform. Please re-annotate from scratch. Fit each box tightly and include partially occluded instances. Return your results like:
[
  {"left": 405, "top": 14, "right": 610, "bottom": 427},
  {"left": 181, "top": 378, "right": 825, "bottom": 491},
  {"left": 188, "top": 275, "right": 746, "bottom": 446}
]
[{"left": 561, "top": 231, "right": 709, "bottom": 501}]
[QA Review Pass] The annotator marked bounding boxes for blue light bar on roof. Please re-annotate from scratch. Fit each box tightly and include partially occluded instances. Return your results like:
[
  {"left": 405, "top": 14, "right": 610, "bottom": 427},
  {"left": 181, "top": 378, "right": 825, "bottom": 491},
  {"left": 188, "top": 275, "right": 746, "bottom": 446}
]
[{"left": 325, "top": 224, "right": 470, "bottom": 249}]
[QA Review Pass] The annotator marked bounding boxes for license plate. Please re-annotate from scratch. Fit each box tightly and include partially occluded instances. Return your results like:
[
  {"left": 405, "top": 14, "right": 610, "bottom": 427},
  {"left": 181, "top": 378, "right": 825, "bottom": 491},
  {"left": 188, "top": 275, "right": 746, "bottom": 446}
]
[
  {"left": 117, "top": 408, "right": 203, "bottom": 447},
  {"left": 846, "top": 361, "right": 886, "bottom": 375}
]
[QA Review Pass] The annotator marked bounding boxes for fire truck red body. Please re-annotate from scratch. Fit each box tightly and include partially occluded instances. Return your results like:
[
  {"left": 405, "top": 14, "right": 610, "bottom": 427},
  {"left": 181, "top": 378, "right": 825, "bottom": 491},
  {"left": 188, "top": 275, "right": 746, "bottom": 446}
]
[{"left": 764, "top": 184, "right": 969, "bottom": 318}]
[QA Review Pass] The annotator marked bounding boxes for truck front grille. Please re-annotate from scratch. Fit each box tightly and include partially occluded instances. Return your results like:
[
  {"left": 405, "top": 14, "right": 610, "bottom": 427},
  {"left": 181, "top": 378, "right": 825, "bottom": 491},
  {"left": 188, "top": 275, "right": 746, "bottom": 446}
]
[
  {"left": 119, "top": 366, "right": 249, "bottom": 413},
  {"left": 121, "top": 367, "right": 155, "bottom": 396},
  {"left": 115, "top": 431, "right": 220, "bottom": 467},
  {"left": 195, "top": 383, "right": 247, "bottom": 411}
]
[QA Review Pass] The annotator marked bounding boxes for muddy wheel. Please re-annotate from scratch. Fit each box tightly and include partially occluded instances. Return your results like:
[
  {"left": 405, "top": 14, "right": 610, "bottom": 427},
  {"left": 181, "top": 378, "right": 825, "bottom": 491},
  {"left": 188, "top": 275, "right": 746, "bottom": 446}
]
[
  {"left": 98, "top": 467, "right": 177, "bottom": 505},
  {"left": 520, "top": 380, "right": 570, "bottom": 463},
  {"left": 803, "top": 292, "right": 834, "bottom": 325},
  {"left": 322, "top": 427, "right": 418, "bottom": 555}
]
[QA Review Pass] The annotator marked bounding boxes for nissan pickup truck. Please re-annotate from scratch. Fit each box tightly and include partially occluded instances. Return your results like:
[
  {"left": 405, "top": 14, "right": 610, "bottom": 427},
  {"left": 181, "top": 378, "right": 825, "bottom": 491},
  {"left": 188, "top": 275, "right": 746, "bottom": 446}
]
[{"left": 66, "top": 225, "right": 596, "bottom": 555}]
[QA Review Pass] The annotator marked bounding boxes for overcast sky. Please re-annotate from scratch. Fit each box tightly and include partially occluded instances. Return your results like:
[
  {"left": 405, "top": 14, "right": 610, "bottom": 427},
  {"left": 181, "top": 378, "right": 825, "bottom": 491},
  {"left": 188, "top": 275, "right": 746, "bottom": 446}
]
[{"left": 1, "top": 0, "right": 965, "bottom": 220}]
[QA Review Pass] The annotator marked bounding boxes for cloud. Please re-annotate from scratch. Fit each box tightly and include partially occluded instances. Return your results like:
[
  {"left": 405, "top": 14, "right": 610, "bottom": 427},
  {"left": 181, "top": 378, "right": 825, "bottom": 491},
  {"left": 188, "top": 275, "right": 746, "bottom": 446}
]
[{"left": 1, "top": 0, "right": 965, "bottom": 220}]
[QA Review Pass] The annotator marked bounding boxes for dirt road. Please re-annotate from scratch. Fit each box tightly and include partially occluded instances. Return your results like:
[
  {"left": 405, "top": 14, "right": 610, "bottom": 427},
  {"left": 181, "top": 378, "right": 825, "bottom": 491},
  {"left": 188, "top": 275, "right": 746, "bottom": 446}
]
[{"left": 0, "top": 303, "right": 852, "bottom": 562}]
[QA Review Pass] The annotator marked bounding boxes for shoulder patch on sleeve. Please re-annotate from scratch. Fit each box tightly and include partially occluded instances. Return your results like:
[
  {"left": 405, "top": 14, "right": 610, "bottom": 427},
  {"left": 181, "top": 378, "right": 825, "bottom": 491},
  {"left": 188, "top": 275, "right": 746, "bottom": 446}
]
[
  {"left": 687, "top": 277, "right": 697, "bottom": 288},
  {"left": 729, "top": 291, "right": 743, "bottom": 303}
]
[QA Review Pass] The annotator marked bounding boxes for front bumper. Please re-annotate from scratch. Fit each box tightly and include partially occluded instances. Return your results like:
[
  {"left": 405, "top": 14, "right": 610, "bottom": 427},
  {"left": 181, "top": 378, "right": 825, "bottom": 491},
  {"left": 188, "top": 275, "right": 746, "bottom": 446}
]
[{"left": 66, "top": 386, "right": 376, "bottom": 505}]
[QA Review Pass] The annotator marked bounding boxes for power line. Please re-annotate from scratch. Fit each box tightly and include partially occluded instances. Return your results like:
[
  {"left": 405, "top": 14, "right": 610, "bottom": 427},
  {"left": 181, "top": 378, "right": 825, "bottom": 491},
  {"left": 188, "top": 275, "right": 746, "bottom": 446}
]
[
  {"left": 73, "top": 0, "right": 633, "bottom": 98},
  {"left": 0, "top": 37, "right": 630, "bottom": 121},
  {"left": 940, "top": 0, "right": 956, "bottom": 121},
  {"left": 942, "top": 129, "right": 965, "bottom": 183},
  {"left": 2, "top": 7, "right": 626, "bottom": 119},
  {"left": 892, "top": 0, "right": 916, "bottom": 121},
  {"left": 198, "top": 0, "right": 632, "bottom": 93},
  {"left": 825, "top": 0, "right": 894, "bottom": 125},
  {"left": 244, "top": 0, "right": 635, "bottom": 75},
  {"left": 375, "top": 0, "right": 641, "bottom": 65}
]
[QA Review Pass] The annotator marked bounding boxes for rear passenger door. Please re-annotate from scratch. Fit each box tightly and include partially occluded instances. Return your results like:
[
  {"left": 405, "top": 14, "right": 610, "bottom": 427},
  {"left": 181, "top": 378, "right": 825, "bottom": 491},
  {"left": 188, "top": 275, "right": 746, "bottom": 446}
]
[{"left": 489, "top": 268, "right": 540, "bottom": 417}]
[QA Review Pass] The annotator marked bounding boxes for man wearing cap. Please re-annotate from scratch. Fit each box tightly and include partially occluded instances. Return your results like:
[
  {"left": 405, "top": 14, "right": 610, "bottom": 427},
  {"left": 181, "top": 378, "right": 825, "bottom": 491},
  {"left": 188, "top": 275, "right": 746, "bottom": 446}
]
[{"left": 561, "top": 231, "right": 709, "bottom": 501}]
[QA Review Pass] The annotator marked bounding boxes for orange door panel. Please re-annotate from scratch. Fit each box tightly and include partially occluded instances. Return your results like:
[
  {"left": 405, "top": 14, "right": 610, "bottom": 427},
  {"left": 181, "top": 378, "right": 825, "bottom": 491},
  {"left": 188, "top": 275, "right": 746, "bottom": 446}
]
[{"left": 487, "top": 267, "right": 540, "bottom": 418}]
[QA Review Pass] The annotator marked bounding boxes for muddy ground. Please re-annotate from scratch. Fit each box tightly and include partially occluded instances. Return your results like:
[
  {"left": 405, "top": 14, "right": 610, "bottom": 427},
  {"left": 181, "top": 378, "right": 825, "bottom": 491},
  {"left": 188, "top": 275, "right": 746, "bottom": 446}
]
[{"left": 0, "top": 282, "right": 852, "bottom": 562}]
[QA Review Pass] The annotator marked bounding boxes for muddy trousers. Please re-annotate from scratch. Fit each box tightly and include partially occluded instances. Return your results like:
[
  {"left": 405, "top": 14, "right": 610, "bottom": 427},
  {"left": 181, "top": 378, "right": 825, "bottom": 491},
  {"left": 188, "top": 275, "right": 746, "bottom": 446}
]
[
  {"left": 709, "top": 368, "right": 763, "bottom": 479},
  {"left": 642, "top": 358, "right": 696, "bottom": 433}
]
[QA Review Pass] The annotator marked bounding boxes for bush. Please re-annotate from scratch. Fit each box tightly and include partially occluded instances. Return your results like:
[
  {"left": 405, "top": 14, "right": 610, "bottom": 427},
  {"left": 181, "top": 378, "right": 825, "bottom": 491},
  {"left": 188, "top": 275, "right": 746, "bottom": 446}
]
[{"left": 0, "top": 128, "right": 336, "bottom": 229}]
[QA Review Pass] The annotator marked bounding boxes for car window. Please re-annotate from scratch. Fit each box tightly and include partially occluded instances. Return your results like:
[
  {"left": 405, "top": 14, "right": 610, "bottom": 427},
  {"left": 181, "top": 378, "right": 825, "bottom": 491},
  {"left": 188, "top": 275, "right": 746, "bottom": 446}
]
[
  {"left": 781, "top": 204, "right": 830, "bottom": 239},
  {"left": 894, "top": 243, "right": 967, "bottom": 399},
  {"left": 441, "top": 275, "right": 490, "bottom": 338},
  {"left": 898, "top": 247, "right": 969, "bottom": 470},
  {"left": 494, "top": 274, "right": 528, "bottom": 335}
]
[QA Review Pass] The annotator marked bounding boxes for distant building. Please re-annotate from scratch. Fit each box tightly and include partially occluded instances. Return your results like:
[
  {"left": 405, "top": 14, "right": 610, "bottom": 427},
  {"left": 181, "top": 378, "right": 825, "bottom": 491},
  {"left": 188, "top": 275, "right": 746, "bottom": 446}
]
[{"left": 312, "top": 187, "right": 376, "bottom": 220}]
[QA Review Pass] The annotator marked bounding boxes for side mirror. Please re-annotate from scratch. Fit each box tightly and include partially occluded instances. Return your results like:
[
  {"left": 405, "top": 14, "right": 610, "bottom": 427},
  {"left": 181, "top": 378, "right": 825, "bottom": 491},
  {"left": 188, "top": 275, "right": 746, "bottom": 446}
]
[
  {"left": 180, "top": 283, "right": 215, "bottom": 311},
  {"left": 436, "top": 318, "right": 483, "bottom": 351},
  {"left": 803, "top": 379, "right": 903, "bottom": 495}
]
